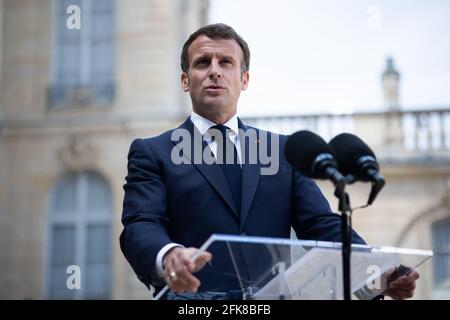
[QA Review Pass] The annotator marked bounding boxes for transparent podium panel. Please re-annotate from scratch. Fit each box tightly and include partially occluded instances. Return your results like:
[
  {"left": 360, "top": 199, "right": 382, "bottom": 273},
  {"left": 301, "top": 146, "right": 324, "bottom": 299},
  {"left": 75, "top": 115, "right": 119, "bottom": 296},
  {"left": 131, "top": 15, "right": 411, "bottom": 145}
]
[{"left": 156, "top": 234, "right": 432, "bottom": 300}]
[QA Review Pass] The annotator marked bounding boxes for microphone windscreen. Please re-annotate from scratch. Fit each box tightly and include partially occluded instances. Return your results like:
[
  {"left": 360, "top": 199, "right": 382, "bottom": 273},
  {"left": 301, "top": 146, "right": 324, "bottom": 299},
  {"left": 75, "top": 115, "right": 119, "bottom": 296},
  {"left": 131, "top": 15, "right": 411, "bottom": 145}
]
[
  {"left": 285, "top": 130, "right": 335, "bottom": 177},
  {"left": 329, "top": 133, "right": 376, "bottom": 175}
]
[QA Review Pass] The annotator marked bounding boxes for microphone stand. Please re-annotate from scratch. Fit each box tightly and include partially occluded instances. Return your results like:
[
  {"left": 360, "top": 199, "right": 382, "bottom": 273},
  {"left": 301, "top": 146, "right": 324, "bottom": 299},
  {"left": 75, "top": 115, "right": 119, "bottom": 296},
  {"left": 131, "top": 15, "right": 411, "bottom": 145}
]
[
  {"left": 334, "top": 186, "right": 352, "bottom": 300},
  {"left": 333, "top": 174, "right": 384, "bottom": 300}
]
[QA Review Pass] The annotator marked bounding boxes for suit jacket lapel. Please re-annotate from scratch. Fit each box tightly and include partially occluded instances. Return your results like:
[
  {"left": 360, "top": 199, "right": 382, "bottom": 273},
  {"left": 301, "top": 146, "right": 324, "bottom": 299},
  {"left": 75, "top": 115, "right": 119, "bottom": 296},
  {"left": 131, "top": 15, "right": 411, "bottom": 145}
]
[
  {"left": 172, "top": 117, "right": 239, "bottom": 219},
  {"left": 238, "top": 118, "right": 261, "bottom": 229}
]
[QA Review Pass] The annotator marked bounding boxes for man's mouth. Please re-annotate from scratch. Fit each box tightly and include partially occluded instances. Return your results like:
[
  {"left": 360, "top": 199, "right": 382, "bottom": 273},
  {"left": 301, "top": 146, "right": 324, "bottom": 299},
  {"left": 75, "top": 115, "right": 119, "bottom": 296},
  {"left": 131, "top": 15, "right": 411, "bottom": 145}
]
[{"left": 205, "top": 85, "right": 225, "bottom": 90}]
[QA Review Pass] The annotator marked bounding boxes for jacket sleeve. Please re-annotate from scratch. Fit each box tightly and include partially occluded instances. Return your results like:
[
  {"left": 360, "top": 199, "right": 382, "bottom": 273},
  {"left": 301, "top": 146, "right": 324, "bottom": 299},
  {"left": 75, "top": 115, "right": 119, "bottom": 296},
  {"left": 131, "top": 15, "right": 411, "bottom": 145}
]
[
  {"left": 120, "top": 138, "right": 172, "bottom": 288},
  {"left": 291, "top": 170, "right": 366, "bottom": 245}
]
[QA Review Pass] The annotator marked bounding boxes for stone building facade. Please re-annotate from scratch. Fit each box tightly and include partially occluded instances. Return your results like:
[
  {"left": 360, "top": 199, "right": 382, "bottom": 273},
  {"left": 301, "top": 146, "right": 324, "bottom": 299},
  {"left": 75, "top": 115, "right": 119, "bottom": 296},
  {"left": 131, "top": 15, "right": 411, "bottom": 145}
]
[
  {"left": 0, "top": 0, "right": 208, "bottom": 299},
  {"left": 0, "top": 0, "right": 449, "bottom": 300}
]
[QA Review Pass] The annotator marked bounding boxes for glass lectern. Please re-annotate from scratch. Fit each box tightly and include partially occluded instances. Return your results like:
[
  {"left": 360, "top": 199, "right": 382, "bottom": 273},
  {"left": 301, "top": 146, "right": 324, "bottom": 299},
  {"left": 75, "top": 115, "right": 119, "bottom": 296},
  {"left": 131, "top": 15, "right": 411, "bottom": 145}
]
[{"left": 156, "top": 234, "right": 432, "bottom": 300}]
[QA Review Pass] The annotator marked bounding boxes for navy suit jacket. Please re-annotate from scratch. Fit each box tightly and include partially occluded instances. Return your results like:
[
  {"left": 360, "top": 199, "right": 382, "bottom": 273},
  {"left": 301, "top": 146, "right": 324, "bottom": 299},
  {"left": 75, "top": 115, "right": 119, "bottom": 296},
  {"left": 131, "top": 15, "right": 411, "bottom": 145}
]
[{"left": 120, "top": 117, "right": 365, "bottom": 293}]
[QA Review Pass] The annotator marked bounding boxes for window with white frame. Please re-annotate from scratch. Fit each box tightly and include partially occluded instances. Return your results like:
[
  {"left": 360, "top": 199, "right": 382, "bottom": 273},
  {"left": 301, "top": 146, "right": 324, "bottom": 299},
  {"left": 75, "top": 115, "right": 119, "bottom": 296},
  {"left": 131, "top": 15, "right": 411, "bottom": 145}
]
[
  {"left": 51, "top": 0, "right": 115, "bottom": 107},
  {"left": 432, "top": 218, "right": 450, "bottom": 288},
  {"left": 47, "top": 171, "right": 113, "bottom": 299}
]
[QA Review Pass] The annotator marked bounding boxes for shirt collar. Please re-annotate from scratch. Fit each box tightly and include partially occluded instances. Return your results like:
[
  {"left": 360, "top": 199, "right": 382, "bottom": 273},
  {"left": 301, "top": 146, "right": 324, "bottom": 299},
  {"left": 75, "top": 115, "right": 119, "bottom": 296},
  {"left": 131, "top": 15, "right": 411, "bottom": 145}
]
[{"left": 190, "top": 111, "right": 239, "bottom": 137}]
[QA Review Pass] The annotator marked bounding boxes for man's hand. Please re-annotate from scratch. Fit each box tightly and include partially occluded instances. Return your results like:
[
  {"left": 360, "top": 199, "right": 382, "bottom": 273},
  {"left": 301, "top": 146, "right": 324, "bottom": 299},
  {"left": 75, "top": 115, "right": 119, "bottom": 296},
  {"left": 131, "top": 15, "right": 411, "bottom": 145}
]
[
  {"left": 384, "top": 268, "right": 420, "bottom": 300},
  {"left": 163, "top": 247, "right": 212, "bottom": 293}
]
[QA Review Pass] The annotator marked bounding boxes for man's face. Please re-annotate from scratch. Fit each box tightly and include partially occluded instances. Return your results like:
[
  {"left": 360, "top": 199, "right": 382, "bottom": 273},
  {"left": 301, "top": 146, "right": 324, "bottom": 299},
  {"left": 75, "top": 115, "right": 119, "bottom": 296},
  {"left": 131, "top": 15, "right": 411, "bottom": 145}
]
[{"left": 181, "top": 35, "right": 249, "bottom": 122}]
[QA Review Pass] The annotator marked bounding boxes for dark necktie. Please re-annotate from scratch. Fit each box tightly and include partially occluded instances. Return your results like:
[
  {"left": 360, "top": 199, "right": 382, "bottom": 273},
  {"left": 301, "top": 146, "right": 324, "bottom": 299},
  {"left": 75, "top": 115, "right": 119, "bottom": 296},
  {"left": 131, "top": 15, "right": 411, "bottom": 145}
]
[{"left": 209, "top": 125, "right": 242, "bottom": 216}]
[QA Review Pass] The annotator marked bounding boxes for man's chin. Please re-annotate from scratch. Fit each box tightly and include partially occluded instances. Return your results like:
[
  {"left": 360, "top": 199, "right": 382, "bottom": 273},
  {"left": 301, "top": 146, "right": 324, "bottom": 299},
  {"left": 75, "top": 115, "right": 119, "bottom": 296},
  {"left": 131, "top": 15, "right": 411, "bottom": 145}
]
[
  {"left": 201, "top": 98, "right": 228, "bottom": 110},
  {"left": 196, "top": 102, "right": 234, "bottom": 116}
]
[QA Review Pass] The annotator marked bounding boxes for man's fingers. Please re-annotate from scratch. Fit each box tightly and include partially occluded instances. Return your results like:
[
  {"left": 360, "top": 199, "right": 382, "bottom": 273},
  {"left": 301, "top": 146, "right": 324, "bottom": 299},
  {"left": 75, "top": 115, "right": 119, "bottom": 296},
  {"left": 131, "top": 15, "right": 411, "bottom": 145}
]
[
  {"left": 384, "top": 269, "right": 417, "bottom": 300},
  {"left": 389, "top": 271, "right": 418, "bottom": 290},
  {"left": 167, "top": 248, "right": 195, "bottom": 277},
  {"left": 385, "top": 283, "right": 416, "bottom": 300},
  {"left": 170, "top": 266, "right": 199, "bottom": 291},
  {"left": 170, "top": 280, "right": 186, "bottom": 293},
  {"left": 408, "top": 271, "right": 420, "bottom": 281},
  {"left": 162, "top": 247, "right": 212, "bottom": 292},
  {"left": 169, "top": 273, "right": 200, "bottom": 293},
  {"left": 180, "top": 273, "right": 201, "bottom": 291},
  {"left": 165, "top": 266, "right": 200, "bottom": 293},
  {"left": 385, "top": 266, "right": 396, "bottom": 277},
  {"left": 193, "top": 252, "right": 213, "bottom": 272},
  {"left": 164, "top": 249, "right": 202, "bottom": 292},
  {"left": 394, "top": 271, "right": 419, "bottom": 283},
  {"left": 170, "top": 274, "right": 198, "bottom": 293},
  {"left": 177, "top": 249, "right": 196, "bottom": 272},
  {"left": 389, "top": 277, "right": 416, "bottom": 289}
]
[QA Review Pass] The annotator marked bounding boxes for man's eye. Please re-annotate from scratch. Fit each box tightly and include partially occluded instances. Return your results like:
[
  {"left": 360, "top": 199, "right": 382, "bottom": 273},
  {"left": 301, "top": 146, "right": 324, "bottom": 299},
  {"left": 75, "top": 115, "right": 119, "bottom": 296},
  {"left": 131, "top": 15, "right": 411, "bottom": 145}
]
[
  {"left": 221, "top": 59, "right": 232, "bottom": 64},
  {"left": 196, "top": 59, "right": 209, "bottom": 66}
]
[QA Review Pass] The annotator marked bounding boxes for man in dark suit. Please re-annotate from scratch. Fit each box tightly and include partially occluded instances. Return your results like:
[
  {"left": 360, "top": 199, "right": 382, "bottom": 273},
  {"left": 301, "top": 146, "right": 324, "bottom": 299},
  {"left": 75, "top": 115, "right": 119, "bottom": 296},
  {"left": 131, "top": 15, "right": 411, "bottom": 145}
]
[{"left": 120, "top": 23, "right": 419, "bottom": 299}]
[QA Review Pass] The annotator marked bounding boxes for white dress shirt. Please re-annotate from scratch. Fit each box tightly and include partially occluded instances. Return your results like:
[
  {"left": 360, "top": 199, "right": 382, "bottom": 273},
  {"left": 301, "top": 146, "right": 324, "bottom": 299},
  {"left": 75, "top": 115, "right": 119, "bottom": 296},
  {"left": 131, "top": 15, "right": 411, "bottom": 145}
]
[
  {"left": 190, "top": 111, "right": 242, "bottom": 163},
  {"left": 154, "top": 111, "right": 242, "bottom": 278}
]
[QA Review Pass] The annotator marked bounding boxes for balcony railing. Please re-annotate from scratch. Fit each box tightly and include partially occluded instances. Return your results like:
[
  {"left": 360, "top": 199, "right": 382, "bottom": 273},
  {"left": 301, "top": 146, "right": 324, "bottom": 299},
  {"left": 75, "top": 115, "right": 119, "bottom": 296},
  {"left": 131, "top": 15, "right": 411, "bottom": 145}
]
[{"left": 241, "top": 108, "right": 450, "bottom": 157}]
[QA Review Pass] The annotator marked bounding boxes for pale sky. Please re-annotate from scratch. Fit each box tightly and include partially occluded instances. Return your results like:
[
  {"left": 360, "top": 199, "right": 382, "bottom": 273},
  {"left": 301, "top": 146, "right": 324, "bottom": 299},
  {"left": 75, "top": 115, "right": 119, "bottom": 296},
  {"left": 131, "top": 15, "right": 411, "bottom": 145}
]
[{"left": 209, "top": 0, "right": 450, "bottom": 116}]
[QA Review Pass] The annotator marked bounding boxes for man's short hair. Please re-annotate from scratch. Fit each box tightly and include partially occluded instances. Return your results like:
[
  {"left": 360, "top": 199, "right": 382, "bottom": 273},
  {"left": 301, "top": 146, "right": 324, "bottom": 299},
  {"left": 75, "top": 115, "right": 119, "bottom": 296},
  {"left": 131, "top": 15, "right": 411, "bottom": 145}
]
[{"left": 180, "top": 23, "right": 250, "bottom": 74}]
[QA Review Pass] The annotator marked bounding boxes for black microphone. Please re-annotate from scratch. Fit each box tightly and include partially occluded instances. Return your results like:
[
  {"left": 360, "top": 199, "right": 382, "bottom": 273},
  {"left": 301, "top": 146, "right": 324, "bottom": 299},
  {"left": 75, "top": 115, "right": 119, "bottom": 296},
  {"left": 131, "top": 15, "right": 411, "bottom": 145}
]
[
  {"left": 285, "top": 130, "right": 346, "bottom": 191},
  {"left": 329, "top": 133, "right": 385, "bottom": 205}
]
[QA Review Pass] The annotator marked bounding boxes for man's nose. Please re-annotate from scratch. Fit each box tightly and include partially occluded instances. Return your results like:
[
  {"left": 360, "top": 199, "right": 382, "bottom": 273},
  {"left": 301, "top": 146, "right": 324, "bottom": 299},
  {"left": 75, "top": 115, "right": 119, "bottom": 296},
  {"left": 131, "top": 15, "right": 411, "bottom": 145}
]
[{"left": 208, "top": 60, "right": 222, "bottom": 80}]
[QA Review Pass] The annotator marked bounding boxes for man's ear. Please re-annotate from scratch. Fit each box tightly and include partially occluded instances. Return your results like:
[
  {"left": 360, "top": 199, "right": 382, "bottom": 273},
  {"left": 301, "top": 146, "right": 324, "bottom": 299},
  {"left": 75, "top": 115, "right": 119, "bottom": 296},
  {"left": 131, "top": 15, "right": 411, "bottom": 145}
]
[
  {"left": 241, "top": 71, "right": 249, "bottom": 91},
  {"left": 181, "top": 72, "right": 190, "bottom": 92}
]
